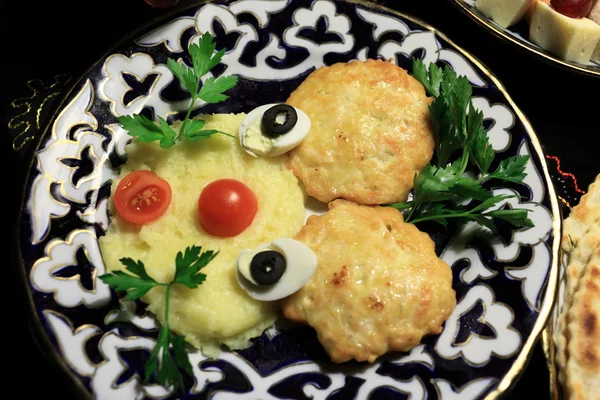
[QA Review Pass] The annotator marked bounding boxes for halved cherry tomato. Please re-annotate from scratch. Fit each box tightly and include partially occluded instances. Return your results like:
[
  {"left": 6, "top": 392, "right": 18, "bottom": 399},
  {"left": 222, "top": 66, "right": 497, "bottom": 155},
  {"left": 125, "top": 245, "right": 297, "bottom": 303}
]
[
  {"left": 114, "top": 170, "right": 172, "bottom": 225},
  {"left": 198, "top": 179, "right": 258, "bottom": 237}
]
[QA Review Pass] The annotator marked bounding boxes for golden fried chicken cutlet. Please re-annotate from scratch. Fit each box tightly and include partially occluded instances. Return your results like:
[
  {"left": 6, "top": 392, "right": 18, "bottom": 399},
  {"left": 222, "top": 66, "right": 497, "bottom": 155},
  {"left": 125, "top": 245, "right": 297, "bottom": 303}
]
[
  {"left": 280, "top": 200, "right": 456, "bottom": 363},
  {"left": 286, "top": 59, "right": 434, "bottom": 205}
]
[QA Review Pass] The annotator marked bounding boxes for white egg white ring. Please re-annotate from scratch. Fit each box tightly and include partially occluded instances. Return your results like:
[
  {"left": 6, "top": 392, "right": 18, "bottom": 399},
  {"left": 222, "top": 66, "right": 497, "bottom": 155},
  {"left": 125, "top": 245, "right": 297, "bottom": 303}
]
[
  {"left": 236, "top": 238, "right": 317, "bottom": 301},
  {"left": 238, "top": 103, "right": 311, "bottom": 157}
]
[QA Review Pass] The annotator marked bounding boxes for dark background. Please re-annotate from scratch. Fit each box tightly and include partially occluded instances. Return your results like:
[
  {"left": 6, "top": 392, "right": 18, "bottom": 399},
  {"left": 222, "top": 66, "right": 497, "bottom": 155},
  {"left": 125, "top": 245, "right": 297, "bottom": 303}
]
[{"left": 3, "top": 0, "right": 597, "bottom": 398}]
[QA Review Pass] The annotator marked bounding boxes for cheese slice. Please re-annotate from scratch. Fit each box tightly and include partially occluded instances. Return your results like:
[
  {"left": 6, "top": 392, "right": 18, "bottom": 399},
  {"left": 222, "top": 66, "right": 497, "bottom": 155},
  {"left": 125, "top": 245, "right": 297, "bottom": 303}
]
[
  {"left": 526, "top": 0, "right": 550, "bottom": 22},
  {"left": 475, "top": 0, "right": 535, "bottom": 28},
  {"left": 529, "top": 1, "right": 600, "bottom": 63}
]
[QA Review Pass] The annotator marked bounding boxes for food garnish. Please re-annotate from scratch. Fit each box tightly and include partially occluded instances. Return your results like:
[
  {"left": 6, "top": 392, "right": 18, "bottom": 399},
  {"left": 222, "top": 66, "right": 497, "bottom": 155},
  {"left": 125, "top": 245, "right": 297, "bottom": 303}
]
[
  {"left": 239, "top": 103, "right": 311, "bottom": 157},
  {"left": 475, "top": 0, "right": 600, "bottom": 63},
  {"left": 529, "top": 1, "right": 600, "bottom": 63},
  {"left": 551, "top": 0, "right": 593, "bottom": 18},
  {"left": 197, "top": 179, "right": 258, "bottom": 237},
  {"left": 119, "top": 32, "right": 238, "bottom": 148},
  {"left": 100, "top": 246, "right": 218, "bottom": 391},
  {"left": 248, "top": 251, "right": 287, "bottom": 285},
  {"left": 389, "top": 59, "right": 533, "bottom": 233},
  {"left": 262, "top": 104, "right": 298, "bottom": 137},
  {"left": 236, "top": 238, "right": 317, "bottom": 301},
  {"left": 114, "top": 170, "right": 172, "bottom": 224}
]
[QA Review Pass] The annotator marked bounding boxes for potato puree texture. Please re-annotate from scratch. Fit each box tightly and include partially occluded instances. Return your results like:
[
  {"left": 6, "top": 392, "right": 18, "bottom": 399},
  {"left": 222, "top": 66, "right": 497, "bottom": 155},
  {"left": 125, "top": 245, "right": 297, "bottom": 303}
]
[{"left": 99, "top": 113, "right": 306, "bottom": 356}]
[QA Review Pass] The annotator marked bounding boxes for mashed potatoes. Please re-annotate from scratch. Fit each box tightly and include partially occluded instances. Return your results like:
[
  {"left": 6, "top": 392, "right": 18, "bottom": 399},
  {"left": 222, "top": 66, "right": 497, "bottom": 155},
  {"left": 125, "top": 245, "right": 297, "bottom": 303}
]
[{"left": 99, "top": 113, "right": 306, "bottom": 356}]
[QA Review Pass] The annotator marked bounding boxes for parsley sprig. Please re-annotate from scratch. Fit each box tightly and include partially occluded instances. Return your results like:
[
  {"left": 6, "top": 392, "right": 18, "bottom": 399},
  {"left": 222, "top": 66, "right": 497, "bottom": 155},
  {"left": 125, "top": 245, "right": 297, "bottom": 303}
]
[
  {"left": 100, "top": 246, "right": 219, "bottom": 391},
  {"left": 119, "top": 32, "right": 238, "bottom": 148},
  {"left": 389, "top": 59, "right": 533, "bottom": 233}
]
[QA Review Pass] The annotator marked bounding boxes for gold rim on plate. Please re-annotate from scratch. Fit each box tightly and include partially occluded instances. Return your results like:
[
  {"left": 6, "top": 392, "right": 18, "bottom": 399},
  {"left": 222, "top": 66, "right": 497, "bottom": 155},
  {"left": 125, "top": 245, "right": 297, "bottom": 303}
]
[
  {"left": 448, "top": 0, "right": 600, "bottom": 78},
  {"left": 13, "top": 0, "right": 562, "bottom": 398}
]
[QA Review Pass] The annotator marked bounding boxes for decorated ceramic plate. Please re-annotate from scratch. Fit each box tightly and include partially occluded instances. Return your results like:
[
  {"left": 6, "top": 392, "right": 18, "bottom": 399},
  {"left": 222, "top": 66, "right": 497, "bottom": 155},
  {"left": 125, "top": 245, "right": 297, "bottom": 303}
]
[
  {"left": 17, "top": 0, "right": 561, "bottom": 399},
  {"left": 449, "top": 0, "right": 600, "bottom": 78}
]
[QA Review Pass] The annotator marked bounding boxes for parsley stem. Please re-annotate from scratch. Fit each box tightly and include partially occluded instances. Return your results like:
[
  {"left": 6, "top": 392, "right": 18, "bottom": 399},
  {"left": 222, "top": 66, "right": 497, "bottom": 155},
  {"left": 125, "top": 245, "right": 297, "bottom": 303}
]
[
  {"left": 457, "top": 147, "right": 470, "bottom": 177},
  {"left": 177, "top": 92, "right": 199, "bottom": 142},
  {"left": 405, "top": 204, "right": 419, "bottom": 223},
  {"left": 164, "top": 284, "right": 172, "bottom": 328},
  {"left": 388, "top": 201, "right": 414, "bottom": 210},
  {"left": 410, "top": 210, "right": 475, "bottom": 224},
  {"left": 160, "top": 284, "right": 172, "bottom": 372},
  {"left": 476, "top": 174, "right": 491, "bottom": 185},
  {"left": 184, "top": 91, "right": 198, "bottom": 121}
]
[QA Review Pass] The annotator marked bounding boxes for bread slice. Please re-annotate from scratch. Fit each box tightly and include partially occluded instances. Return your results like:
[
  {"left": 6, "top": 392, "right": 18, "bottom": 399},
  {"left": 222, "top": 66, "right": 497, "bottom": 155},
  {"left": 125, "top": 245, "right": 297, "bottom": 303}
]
[
  {"left": 564, "top": 247, "right": 600, "bottom": 400},
  {"left": 561, "top": 174, "right": 600, "bottom": 252},
  {"left": 555, "top": 174, "right": 600, "bottom": 388},
  {"left": 555, "top": 223, "right": 600, "bottom": 385}
]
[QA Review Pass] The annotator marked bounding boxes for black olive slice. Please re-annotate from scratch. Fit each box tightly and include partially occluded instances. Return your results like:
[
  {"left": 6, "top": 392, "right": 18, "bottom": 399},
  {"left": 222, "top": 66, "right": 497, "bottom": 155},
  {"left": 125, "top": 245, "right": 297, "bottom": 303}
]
[
  {"left": 250, "top": 250, "right": 286, "bottom": 286},
  {"left": 262, "top": 104, "right": 298, "bottom": 138}
]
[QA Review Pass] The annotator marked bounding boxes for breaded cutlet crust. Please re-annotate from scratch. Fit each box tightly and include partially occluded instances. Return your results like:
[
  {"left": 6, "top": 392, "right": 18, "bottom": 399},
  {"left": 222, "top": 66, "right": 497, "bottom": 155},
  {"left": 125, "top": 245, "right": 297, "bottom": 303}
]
[
  {"left": 286, "top": 59, "right": 434, "bottom": 205},
  {"left": 280, "top": 199, "right": 456, "bottom": 363}
]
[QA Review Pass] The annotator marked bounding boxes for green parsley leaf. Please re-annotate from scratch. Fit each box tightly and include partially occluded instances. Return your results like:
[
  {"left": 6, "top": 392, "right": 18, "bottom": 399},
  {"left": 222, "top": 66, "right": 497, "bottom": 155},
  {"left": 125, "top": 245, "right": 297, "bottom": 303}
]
[
  {"left": 467, "top": 103, "right": 494, "bottom": 174},
  {"left": 453, "top": 177, "right": 494, "bottom": 201},
  {"left": 99, "top": 258, "right": 162, "bottom": 301},
  {"left": 157, "top": 117, "right": 177, "bottom": 148},
  {"left": 486, "top": 208, "right": 534, "bottom": 228},
  {"left": 179, "top": 121, "right": 233, "bottom": 141},
  {"left": 119, "top": 114, "right": 175, "bottom": 146},
  {"left": 156, "top": 342, "right": 183, "bottom": 390},
  {"left": 393, "top": 60, "right": 533, "bottom": 233},
  {"left": 442, "top": 68, "right": 471, "bottom": 142},
  {"left": 190, "top": 32, "right": 224, "bottom": 78},
  {"left": 471, "top": 214, "right": 501, "bottom": 233},
  {"left": 430, "top": 96, "right": 461, "bottom": 167},
  {"left": 144, "top": 322, "right": 168, "bottom": 383},
  {"left": 119, "top": 33, "right": 237, "bottom": 148},
  {"left": 100, "top": 244, "right": 219, "bottom": 392},
  {"left": 485, "top": 155, "right": 530, "bottom": 184},
  {"left": 198, "top": 76, "right": 239, "bottom": 104},
  {"left": 412, "top": 164, "right": 456, "bottom": 206},
  {"left": 408, "top": 193, "right": 531, "bottom": 233},
  {"left": 180, "top": 119, "right": 206, "bottom": 139},
  {"left": 167, "top": 58, "right": 198, "bottom": 96},
  {"left": 425, "top": 65, "right": 473, "bottom": 168},
  {"left": 411, "top": 58, "right": 442, "bottom": 97},
  {"left": 470, "top": 193, "right": 515, "bottom": 212},
  {"left": 174, "top": 246, "right": 218, "bottom": 289},
  {"left": 171, "top": 334, "right": 193, "bottom": 376},
  {"left": 120, "top": 257, "right": 156, "bottom": 283},
  {"left": 99, "top": 270, "right": 158, "bottom": 301},
  {"left": 411, "top": 160, "right": 490, "bottom": 207}
]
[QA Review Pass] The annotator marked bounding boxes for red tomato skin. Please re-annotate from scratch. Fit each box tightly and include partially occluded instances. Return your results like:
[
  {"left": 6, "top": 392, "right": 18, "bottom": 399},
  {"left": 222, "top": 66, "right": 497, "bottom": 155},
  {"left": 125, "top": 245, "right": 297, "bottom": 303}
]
[
  {"left": 551, "top": 0, "right": 593, "bottom": 18},
  {"left": 197, "top": 179, "right": 258, "bottom": 237},
  {"left": 113, "top": 170, "right": 172, "bottom": 225}
]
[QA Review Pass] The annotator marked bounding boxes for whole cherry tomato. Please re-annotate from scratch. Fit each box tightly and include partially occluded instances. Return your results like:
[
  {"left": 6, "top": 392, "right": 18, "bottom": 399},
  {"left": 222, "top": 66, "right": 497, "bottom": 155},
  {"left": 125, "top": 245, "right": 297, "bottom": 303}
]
[
  {"left": 551, "top": 0, "right": 593, "bottom": 18},
  {"left": 198, "top": 179, "right": 258, "bottom": 237}
]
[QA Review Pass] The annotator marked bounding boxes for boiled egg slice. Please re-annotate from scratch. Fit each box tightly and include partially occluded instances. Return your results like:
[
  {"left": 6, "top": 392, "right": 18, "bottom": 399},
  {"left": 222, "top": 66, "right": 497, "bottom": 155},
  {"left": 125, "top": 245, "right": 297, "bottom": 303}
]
[
  {"left": 236, "top": 238, "right": 317, "bottom": 301},
  {"left": 239, "top": 103, "right": 311, "bottom": 157}
]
